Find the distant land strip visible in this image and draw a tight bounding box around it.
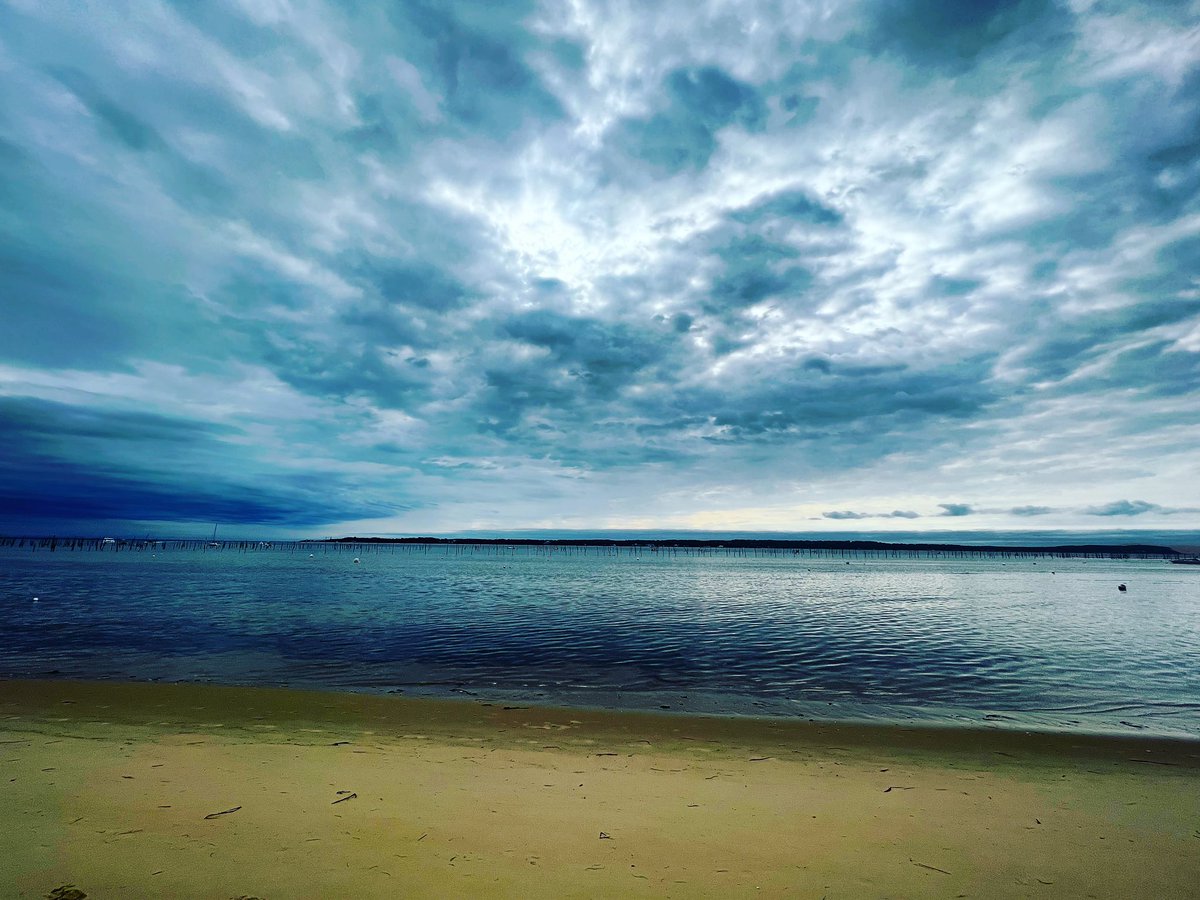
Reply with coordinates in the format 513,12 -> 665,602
1,536 -> 1191,559
325,536 -> 1187,557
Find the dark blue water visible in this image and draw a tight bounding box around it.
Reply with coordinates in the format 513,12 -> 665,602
2,545 -> 1198,737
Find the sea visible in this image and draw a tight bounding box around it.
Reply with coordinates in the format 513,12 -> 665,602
2,538 -> 1198,739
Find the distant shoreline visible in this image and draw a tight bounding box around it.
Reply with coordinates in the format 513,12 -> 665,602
2,534 -> 1191,557
324,535 -> 1188,557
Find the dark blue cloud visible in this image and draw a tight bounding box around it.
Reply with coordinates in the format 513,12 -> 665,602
928,275 -> 982,297
361,261 -> 471,313
665,67 -> 767,131
1012,299 -> 1200,390
0,244 -> 141,368
869,0 -> 1060,70
605,66 -> 766,175
692,358 -> 996,440
390,0 -> 567,135
260,343 -> 430,409
1084,500 -> 1161,517
670,313 -> 694,333
707,247 -> 811,312
0,397 -> 394,527
0,396 -> 233,445
48,66 -> 166,152
821,509 -> 923,520
1011,506 -> 1054,516
938,503 -> 974,517
496,311 -> 675,407
728,189 -> 843,227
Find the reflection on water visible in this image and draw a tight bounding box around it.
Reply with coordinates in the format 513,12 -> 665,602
1,546 -> 1198,737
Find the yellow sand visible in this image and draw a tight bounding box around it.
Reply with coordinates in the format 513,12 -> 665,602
2,680 -> 1198,899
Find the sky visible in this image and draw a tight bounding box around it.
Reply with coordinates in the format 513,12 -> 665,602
1,0 -> 1198,538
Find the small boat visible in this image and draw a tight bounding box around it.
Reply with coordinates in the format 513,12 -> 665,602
1169,557 -> 1200,565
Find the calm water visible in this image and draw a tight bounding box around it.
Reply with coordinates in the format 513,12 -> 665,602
1,545 -> 1198,738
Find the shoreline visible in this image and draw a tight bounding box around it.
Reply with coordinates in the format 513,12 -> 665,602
4,675 -> 1200,752
4,678 -> 1200,898
6,673 -> 1200,744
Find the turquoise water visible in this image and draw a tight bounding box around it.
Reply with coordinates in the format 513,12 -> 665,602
1,545 -> 1198,738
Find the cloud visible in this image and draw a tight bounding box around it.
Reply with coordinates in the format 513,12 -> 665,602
728,189 -> 843,227
822,509 -> 921,520
48,66 -> 168,153
938,504 -> 974,517
0,0 -> 1197,534
0,396 -> 394,527
1084,499 -> 1162,517
1080,500 -> 1200,518
604,65 -> 766,176
869,0 -> 1061,71
1010,505 -> 1055,517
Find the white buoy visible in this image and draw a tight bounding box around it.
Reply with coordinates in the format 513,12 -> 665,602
33,596 -> 38,602
309,553 -> 315,558
353,558 -> 361,564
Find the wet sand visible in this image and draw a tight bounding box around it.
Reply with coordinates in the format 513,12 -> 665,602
2,679 -> 1198,898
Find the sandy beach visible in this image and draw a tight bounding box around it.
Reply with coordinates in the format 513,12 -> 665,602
2,680 -> 1198,899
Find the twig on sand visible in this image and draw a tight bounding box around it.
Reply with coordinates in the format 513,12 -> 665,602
910,858 -> 952,875
883,786 -> 915,793
332,792 -> 357,804
204,806 -> 241,820
749,756 -> 773,762
1126,758 -> 1178,767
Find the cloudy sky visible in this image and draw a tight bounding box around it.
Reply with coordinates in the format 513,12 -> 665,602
1,0 -> 1198,537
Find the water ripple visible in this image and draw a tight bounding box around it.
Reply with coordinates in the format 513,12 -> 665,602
1,548 -> 1198,737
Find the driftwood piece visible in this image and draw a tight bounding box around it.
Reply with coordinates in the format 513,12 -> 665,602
910,858 -> 951,875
